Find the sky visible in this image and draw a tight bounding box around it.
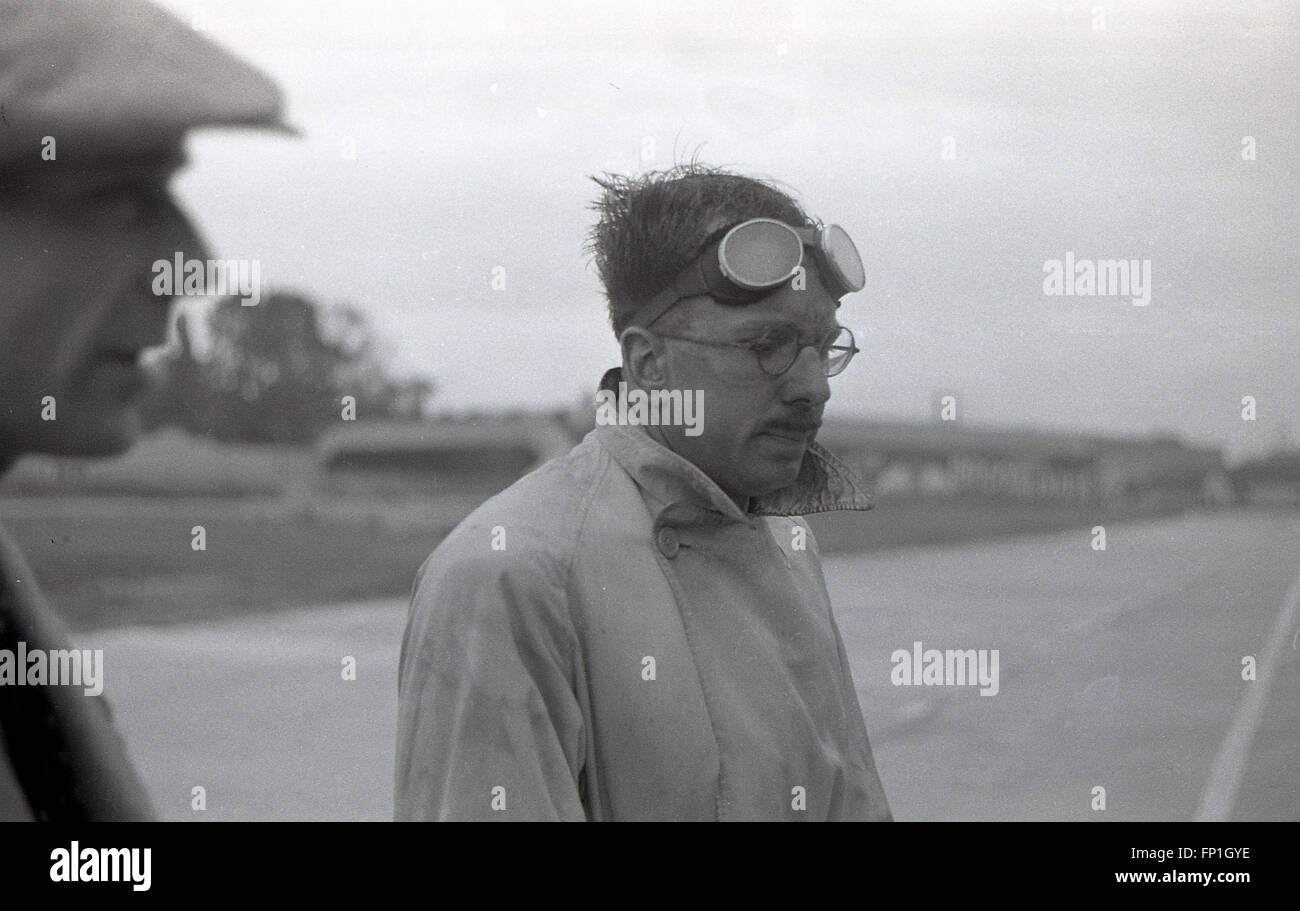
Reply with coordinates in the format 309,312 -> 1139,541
154,0 -> 1297,461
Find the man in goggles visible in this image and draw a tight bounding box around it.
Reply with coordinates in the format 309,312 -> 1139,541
397,165 -> 892,821
606,209 -> 867,507
624,216 -> 864,381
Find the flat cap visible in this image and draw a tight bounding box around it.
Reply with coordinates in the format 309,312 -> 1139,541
0,0 -> 292,168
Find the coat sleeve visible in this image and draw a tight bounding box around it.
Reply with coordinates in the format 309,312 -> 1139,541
803,518 -> 894,822
393,538 -> 587,821
0,525 -> 156,821
828,612 -> 894,821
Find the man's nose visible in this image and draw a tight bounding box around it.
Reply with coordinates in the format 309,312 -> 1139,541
779,344 -> 831,408
110,195 -> 212,349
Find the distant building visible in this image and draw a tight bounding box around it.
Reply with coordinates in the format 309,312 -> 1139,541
1229,453 -> 1300,507
315,414 -> 573,508
815,418 -> 1233,508
312,410 -> 1237,514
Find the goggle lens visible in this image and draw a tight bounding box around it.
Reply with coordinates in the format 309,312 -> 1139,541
632,217 -> 864,331
718,219 -> 804,290
822,224 -> 865,294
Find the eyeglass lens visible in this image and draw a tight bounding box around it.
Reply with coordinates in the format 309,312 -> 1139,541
759,326 -> 857,376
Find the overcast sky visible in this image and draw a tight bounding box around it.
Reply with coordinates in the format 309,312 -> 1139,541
154,0 -> 1297,461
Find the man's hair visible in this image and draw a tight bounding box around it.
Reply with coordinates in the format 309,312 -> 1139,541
585,163 -> 810,336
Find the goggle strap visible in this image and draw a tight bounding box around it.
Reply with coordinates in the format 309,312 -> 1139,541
632,244 -> 752,329
632,289 -> 686,330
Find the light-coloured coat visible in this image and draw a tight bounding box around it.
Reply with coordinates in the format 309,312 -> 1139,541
395,420 -> 892,821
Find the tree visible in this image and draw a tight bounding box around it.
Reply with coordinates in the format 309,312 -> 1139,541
140,292 -> 435,443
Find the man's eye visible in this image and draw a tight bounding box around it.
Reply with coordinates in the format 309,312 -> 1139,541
82,183 -> 168,224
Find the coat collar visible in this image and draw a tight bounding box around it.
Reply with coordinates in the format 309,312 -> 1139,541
591,368 -> 872,524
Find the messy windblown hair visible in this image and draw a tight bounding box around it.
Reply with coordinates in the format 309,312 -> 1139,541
585,162 -> 810,336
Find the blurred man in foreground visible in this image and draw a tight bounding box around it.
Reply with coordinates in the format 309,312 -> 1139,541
0,0 -> 290,820
396,164 -> 892,820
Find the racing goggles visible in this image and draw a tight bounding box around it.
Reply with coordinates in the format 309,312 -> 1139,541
634,217 -> 866,329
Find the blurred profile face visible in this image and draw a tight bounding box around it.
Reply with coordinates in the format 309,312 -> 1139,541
0,151 -> 207,463
625,258 -> 842,509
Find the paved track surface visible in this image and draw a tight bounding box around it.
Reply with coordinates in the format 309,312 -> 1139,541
84,509 -> 1298,820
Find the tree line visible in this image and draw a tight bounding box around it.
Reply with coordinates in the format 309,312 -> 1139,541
138,292 -> 434,444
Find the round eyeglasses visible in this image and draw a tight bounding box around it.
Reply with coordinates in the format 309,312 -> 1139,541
652,325 -> 860,378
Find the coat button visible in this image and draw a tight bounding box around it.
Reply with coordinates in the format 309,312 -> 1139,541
656,526 -> 680,558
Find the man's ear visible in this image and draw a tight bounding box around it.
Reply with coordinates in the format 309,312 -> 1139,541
619,326 -> 669,390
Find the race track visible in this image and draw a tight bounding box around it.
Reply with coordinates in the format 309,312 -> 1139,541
84,509 -> 1299,820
